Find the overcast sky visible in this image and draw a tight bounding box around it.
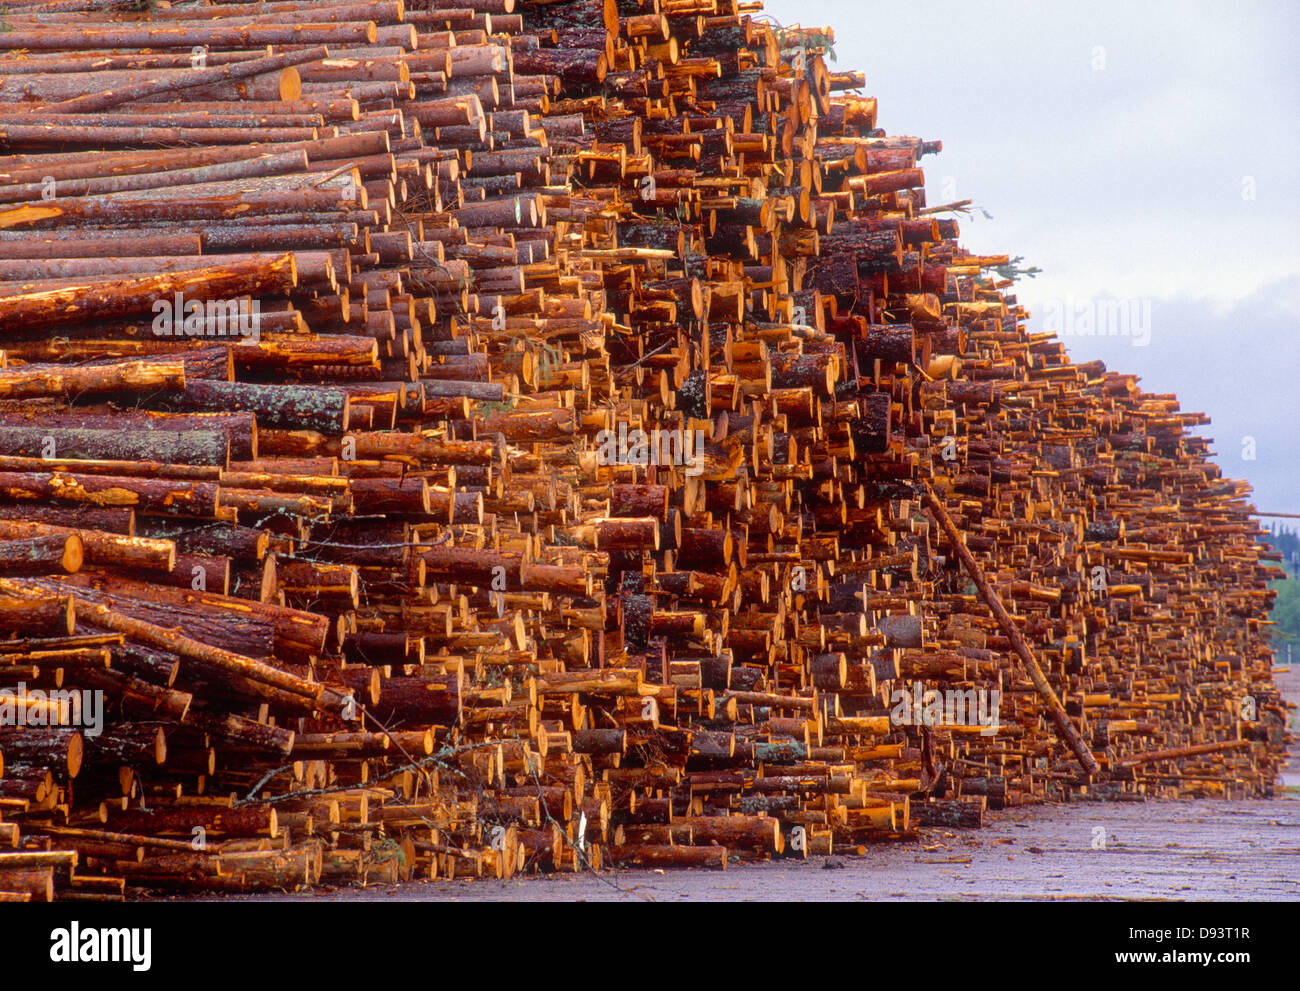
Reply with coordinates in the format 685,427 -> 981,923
762,0 -> 1300,520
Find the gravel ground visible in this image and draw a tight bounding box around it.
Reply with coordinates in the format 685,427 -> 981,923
197,668 -> 1300,902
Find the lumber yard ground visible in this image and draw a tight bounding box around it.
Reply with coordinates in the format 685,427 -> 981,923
201,666 -> 1300,903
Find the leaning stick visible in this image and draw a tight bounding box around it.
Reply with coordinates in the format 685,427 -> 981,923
921,478 -> 1100,776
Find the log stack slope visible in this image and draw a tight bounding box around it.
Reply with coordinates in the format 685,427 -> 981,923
0,0 -> 1288,898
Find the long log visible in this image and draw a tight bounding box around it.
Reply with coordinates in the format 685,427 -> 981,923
921,478 -> 1100,776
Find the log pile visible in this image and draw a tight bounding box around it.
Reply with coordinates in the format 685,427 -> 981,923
0,0 -> 1288,899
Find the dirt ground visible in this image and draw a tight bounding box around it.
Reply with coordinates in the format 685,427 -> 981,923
206,668 -> 1300,902
225,795 -> 1299,903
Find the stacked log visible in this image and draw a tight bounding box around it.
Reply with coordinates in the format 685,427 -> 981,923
0,0 -> 1288,899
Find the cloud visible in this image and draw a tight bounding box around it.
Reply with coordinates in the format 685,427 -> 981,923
761,0 -> 1300,513
1025,276 -> 1300,514
764,0 -> 1300,304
